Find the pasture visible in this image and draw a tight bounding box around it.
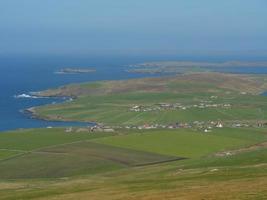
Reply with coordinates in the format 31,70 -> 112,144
93,128 -> 266,157
32,73 -> 267,126
0,127 -> 266,180
34,91 -> 267,126
0,144 -> 266,200
1,73 -> 267,199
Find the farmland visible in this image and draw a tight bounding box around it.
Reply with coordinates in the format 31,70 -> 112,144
0,126 -> 266,199
1,72 -> 267,199
0,126 -> 266,179
93,129 -> 259,158
33,73 -> 267,128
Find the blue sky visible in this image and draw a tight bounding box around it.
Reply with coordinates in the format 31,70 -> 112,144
0,0 -> 267,55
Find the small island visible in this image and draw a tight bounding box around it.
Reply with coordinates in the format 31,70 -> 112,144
55,68 -> 96,74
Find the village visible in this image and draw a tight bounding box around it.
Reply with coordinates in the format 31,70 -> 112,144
64,125 -> 116,133
129,101 -> 231,112
62,119 -> 267,134
122,120 -> 266,132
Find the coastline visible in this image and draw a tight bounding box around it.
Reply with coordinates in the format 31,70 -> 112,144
23,106 -> 97,128
25,72 -> 267,131
13,71 -> 267,132
21,92 -> 97,128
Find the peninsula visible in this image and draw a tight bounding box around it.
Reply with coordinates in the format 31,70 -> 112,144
33,72 -> 267,126
127,61 -> 267,74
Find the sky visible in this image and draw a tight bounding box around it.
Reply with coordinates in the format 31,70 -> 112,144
0,0 -> 267,55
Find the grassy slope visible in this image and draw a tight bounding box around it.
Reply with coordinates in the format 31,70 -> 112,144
35,91 -> 267,125
0,128 -> 181,179
34,73 -> 267,126
38,73 -> 267,97
0,148 -> 266,200
0,150 -> 19,160
0,128 -> 112,150
1,73 -> 267,199
0,128 -> 127,178
0,127 -> 265,180
0,127 -> 265,199
93,128 -> 266,158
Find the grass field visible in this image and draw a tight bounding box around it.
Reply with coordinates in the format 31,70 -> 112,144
93,128 -> 262,158
33,73 -> 267,126
0,128 -> 183,179
0,127 -> 265,180
1,73 -> 267,199
34,91 -> 267,125
0,147 -> 266,200
0,150 -> 19,160
0,128 -> 112,150
0,124 -> 266,199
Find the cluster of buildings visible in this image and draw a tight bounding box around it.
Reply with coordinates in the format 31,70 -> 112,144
65,125 -> 115,133
123,121 -> 224,132
230,121 -> 267,128
129,102 -> 231,112
122,120 -> 267,132
62,120 -> 267,134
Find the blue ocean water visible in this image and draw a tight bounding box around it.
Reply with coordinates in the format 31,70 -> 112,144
0,54 -> 267,131
0,54 -> 164,131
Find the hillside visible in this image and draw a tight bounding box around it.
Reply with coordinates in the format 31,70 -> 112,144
38,73 -> 267,97
32,73 -> 267,127
0,127 -> 266,199
1,72 -> 267,199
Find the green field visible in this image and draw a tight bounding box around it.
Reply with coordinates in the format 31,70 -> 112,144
0,127 -> 266,180
34,73 -> 267,126
0,150 -> 20,160
1,73 -> 267,199
0,128 -> 183,179
0,127 -> 266,200
34,91 -> 267,125
93,128 -> 261,158
0,128 -> 112,150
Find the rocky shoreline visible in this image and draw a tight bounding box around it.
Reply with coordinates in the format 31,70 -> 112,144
23,106 -> 98,127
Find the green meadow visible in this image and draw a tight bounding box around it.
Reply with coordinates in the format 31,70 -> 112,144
0,127 -> 266,199
34,73 -> 267,126
1,73 -> 267,199
0,127 -> 266,180
34,91 -> 267,125
93,129 -> 258,158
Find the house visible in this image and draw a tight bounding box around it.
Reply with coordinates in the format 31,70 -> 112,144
143,124 -> 154,129
210,96 -> 218,99
65,127 -> 73,133
103,128 -> 115,132
204,129 -> 211,133
232,123 -> 241,128
158,103 -> 172,108
216,123 -> 223,128
76,128 -> 89,133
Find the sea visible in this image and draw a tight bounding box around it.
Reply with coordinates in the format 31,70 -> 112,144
1,53 -> 267,132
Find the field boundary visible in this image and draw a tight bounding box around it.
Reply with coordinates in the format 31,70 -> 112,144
134,157 -> 187,167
